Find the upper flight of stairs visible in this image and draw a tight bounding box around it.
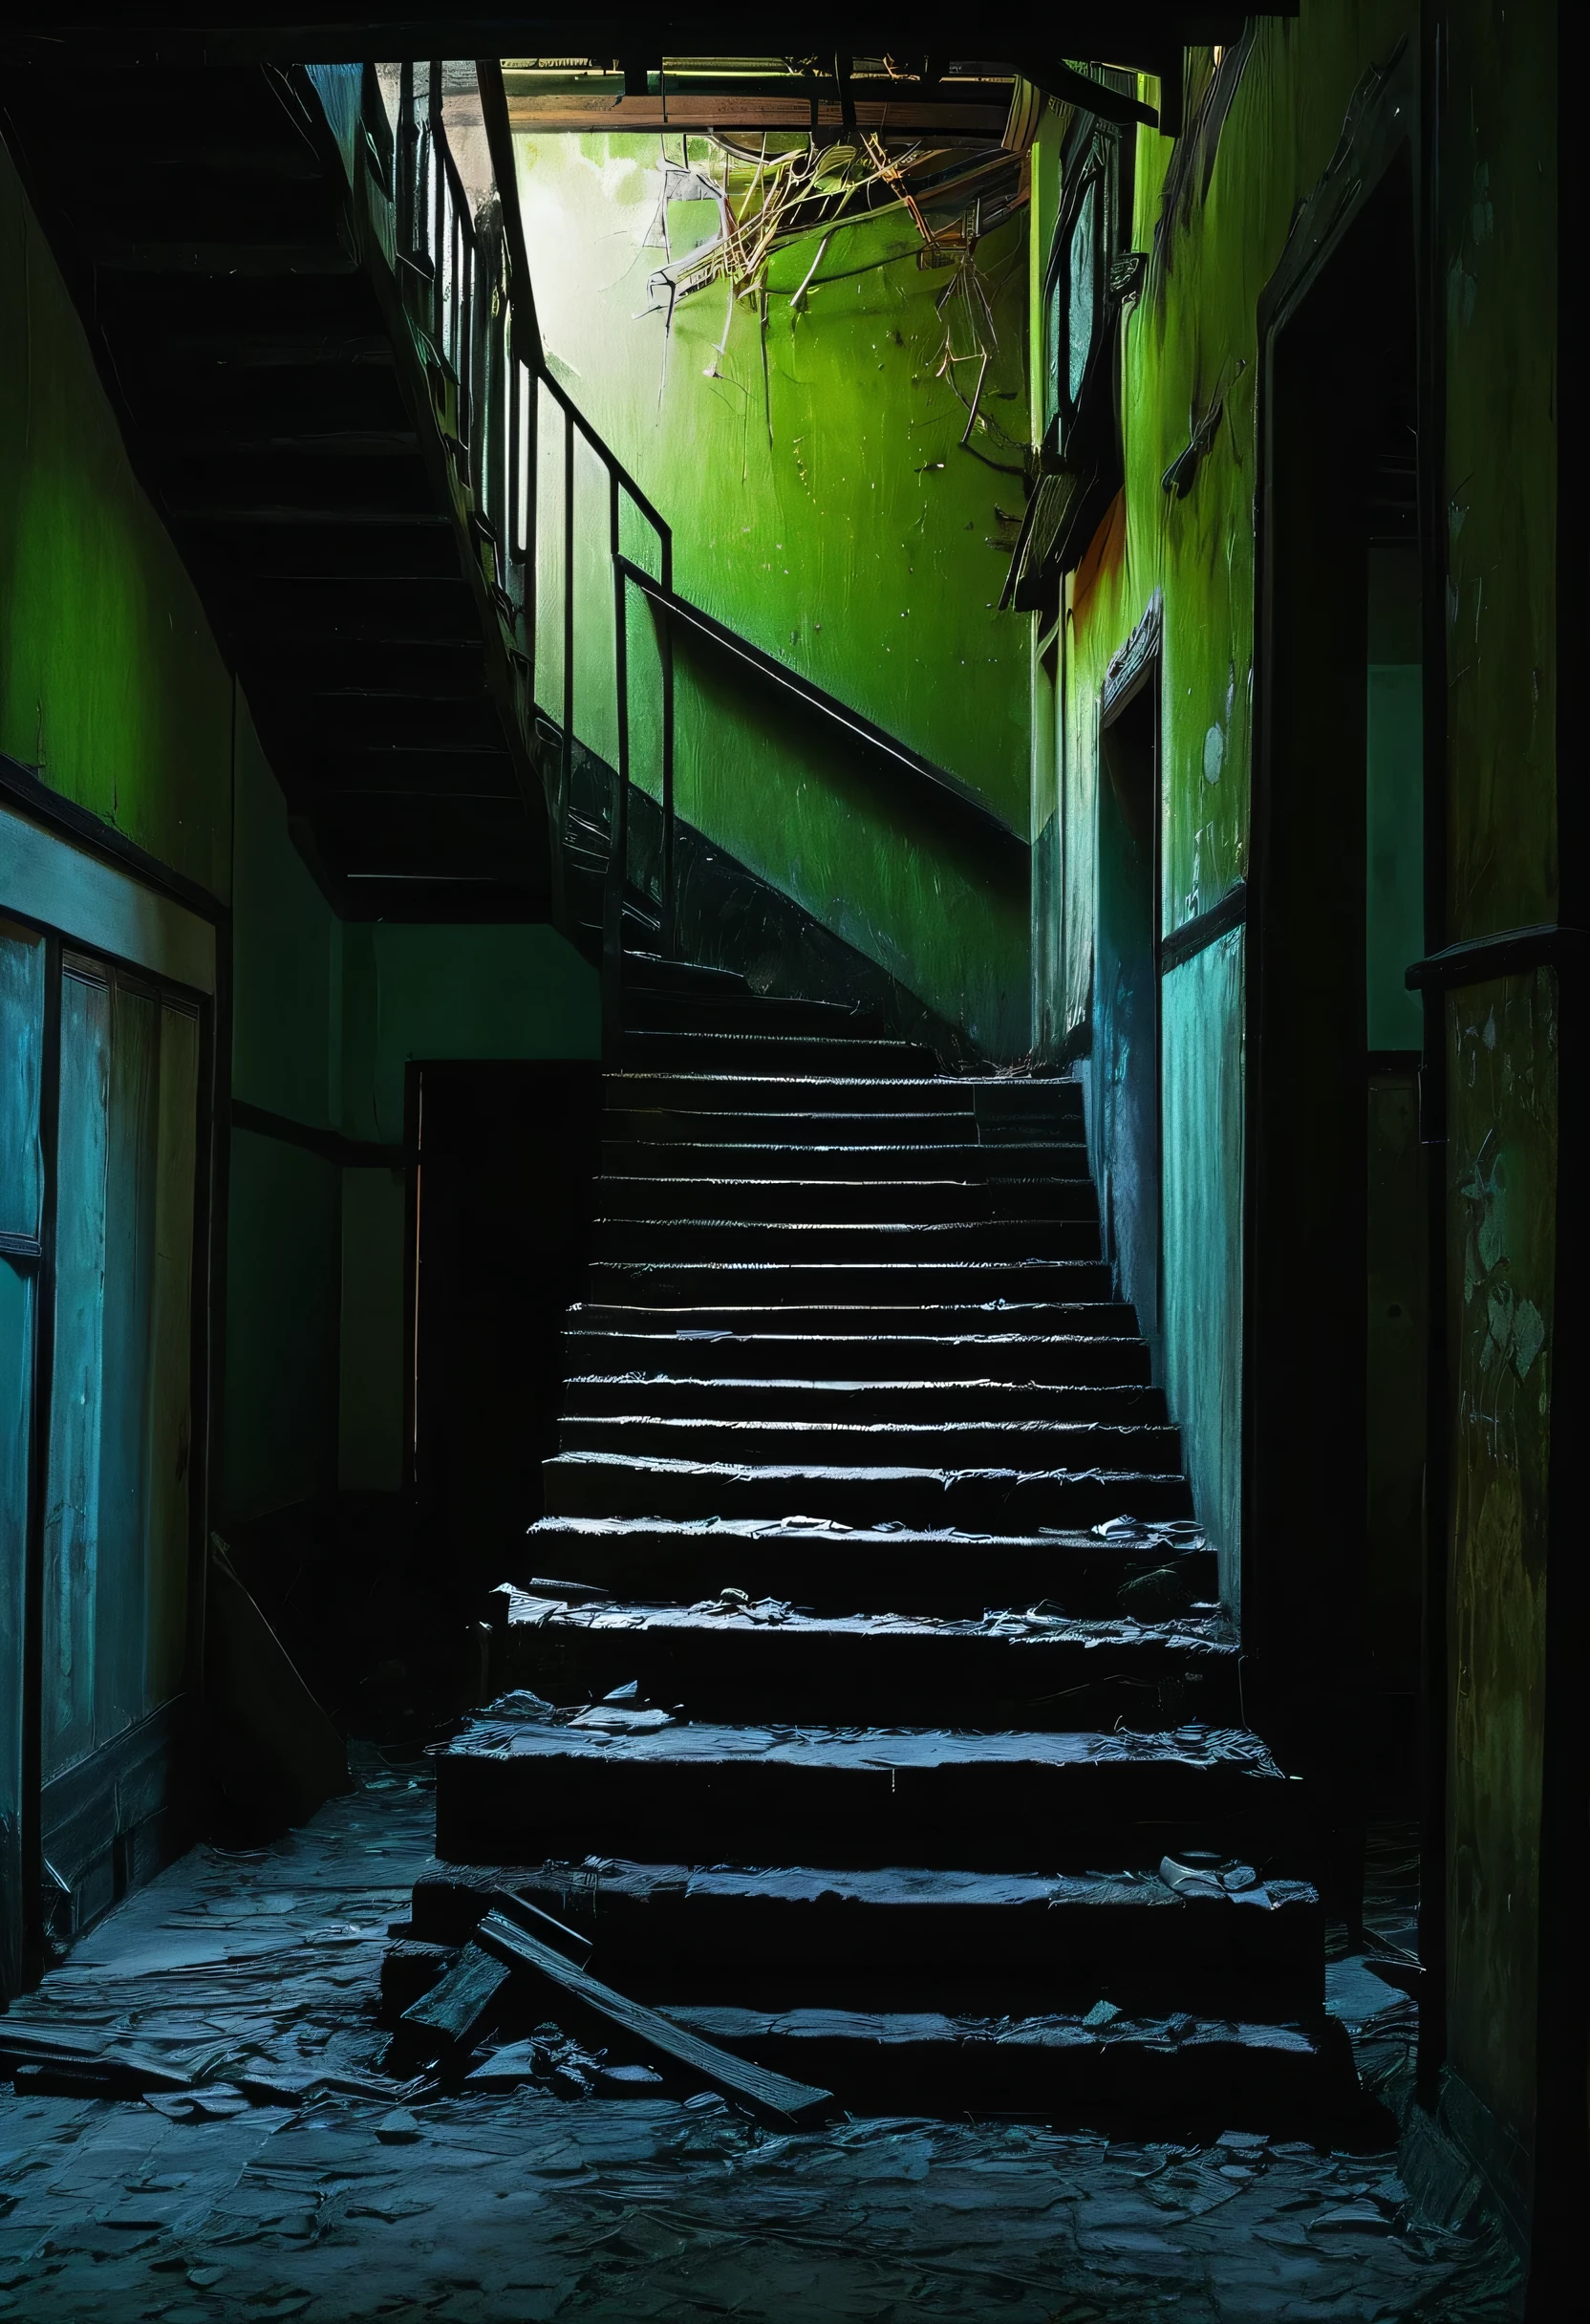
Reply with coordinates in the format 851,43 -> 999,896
419,956 -> 1351,2129
3,60 -> 542,918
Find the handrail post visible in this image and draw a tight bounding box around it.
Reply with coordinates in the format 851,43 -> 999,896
429,61 -> 443,351
659,527 -> 676,959
398,60 -> 416,250
604,470 -> 629,1055
561,405 -> 574,879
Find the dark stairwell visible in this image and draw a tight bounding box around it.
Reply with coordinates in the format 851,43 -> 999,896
11,41 -> 1538,2311
1,42 -> 1354,2137
413,961 -> 1351,2128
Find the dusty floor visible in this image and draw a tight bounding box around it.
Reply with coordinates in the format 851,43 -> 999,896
0,1754 -> 1520,2323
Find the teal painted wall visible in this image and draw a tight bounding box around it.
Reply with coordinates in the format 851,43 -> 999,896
335,921 -> 597,1491
1160,926 -> 1246,1608
231,713 -> 341,1132
516,131 -> 1033,1052
226,803 -> 602,1506
225,715 -> 345,1521
224,1130 -> 343,1521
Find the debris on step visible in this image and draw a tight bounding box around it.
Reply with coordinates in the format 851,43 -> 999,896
1092,1516 -> 1207,1551
653,2003 -> 1347,2127
1160,1853 -> 1273,1908
569,1704 -> 674,1732
485,1889 -> 592,1965
473,1909 -> 834,2124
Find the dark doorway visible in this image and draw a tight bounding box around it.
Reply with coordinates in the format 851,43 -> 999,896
406,1061 -> 603,1616
1096,664 -> 1162,1371
1250,147 -> 1425,1777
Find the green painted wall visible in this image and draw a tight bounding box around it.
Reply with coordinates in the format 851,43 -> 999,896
0,124 -> 603,1549
515,131 -> 1033,1052
340,921 -> 597,1146
0,143 -> 231,899
1034,0 -> 1561,2214
1041,4 -> 1419,1605
1436,0 -> 1558,2207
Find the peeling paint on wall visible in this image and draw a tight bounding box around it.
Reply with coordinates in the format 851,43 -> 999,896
1445,968 -> 1556,2182
516,131 -> 1034,1053
1037,6 -> 1423,1582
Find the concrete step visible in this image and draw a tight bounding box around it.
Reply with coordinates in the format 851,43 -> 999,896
434,1717 -> 1302,1874
618,1033 -> 942,1077
592,1174 -> 1098,1223
621,990 -> 889,1039
410,1856 -> 1322,2017
590,1217 -> 1102,1263
562,1375 -> 1167,1423
484,1595 -> 1235,1730
518,1517 -> 1214,1617
565,1313 -> 1148,1360
603,1109 -> 1088,1149
605,1074 -> 1084,1119
585,1260 -> 1115,1306
556,1413 -> 1183,1472
572,903 -> 658,947
620,953 -> 750,999
655,2005 -> 1348,2131
603,1139 -> 1091,1180
541,1451 -> 1193,1530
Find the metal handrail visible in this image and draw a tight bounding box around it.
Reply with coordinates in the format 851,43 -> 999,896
614,559 -> 1029,863
343,57 -> 1030,1048
355,55 -> 677,1043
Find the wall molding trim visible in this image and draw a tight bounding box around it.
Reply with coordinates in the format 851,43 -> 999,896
230,1099 -> 403,1170
1405,923 -> 1587,991
0,752 -> 226,927
1160,878 -> 1247,975
1,780 -> 218,995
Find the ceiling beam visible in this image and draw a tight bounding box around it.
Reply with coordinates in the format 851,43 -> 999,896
2,12 -> 1291,70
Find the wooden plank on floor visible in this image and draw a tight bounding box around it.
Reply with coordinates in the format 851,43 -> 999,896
474,1911 -> 833,2125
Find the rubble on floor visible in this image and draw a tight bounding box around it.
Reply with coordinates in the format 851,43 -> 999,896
0,1763 -> 1522,2321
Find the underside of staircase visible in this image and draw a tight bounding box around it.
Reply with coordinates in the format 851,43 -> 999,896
405,958 -> 1355,2132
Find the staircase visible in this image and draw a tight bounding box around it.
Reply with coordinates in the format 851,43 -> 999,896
411,960 -> 1351,2129
4,58 -> 545,919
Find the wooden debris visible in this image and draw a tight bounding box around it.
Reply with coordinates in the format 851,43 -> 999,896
395,1940 -> 510,2065
473,1909 -> 833,2125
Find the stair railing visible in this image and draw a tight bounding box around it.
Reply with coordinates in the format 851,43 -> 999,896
324,57 -> 1026,1048
347,56 -> 678,1044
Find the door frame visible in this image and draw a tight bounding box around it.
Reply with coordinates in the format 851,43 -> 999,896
1097,608 -> 1164,1371
1246,46 -> 1429,1886
0,779 -> 224,1986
